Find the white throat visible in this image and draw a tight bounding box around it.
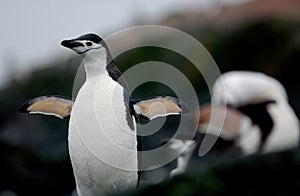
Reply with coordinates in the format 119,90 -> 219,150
82,48 -> 108,79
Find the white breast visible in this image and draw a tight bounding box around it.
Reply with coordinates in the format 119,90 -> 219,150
68,71 -> 138,195
263,101 -> 299,153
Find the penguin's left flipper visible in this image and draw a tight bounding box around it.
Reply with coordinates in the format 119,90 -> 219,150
131,96 -> 189,120
18,96 -> 73,119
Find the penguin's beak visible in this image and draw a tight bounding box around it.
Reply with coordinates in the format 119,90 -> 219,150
61,39 -> 84,49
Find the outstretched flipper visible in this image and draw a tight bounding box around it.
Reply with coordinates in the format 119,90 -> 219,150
19,95 -> 187,121
18,96 -> 73,119
131,96 -> 188,120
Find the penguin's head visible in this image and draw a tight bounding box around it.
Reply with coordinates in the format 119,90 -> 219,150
61,33 -> 106,55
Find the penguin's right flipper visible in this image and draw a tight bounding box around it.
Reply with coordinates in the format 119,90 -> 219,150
18,96 -> 73,119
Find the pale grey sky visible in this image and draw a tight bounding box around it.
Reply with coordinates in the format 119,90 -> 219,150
0,0 -> 251,87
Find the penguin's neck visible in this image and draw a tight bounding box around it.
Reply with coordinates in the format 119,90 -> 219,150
82,49 -> 108,80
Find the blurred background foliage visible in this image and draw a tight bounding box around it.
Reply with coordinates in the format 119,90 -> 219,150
1,0 -> 300,195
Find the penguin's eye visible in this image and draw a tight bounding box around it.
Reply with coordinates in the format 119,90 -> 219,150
86,42 -> 92,46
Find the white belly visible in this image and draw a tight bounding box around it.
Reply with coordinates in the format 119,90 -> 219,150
263,102 -> 299,153
68,75 -> 138,195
